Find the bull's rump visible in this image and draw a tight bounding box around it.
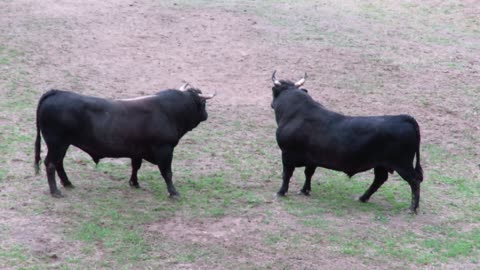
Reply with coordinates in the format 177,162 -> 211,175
278,114 -> 418,172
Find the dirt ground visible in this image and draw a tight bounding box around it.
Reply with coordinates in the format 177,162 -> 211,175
4,0 -> 478,147
1,0 -> 479,269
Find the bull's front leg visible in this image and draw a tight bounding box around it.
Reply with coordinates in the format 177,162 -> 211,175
129,158 -> 142,188
300,166 -> 316,196
153,145 -> 179,198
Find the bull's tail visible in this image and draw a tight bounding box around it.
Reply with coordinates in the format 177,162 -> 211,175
34,89 -> 58,174
411,117 -> 423,182
34,117 -> 41,174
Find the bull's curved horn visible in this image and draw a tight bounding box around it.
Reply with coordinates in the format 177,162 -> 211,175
199,90 -> 217,100
179,82 -> 190,91
272,70 -> 281,86
294,72 -> 307,87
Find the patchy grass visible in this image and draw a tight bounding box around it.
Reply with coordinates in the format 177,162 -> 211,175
0,245 -> 29,268
144,172 -> 263,217
273,143 -> 480,266
1,0 -> 479,269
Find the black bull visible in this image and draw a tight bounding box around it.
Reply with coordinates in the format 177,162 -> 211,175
271,72 -> 423,213
34,85 -> 215,198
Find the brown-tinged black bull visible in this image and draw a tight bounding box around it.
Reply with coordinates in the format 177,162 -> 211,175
270,71 -> 423,213
34,83 -> 215,198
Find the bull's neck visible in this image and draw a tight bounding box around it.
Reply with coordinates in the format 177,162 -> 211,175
173,111 -> 201,137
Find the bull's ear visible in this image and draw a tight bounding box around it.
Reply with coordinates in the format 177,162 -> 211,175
300,88 -> 309,93
272,87 -> 281,98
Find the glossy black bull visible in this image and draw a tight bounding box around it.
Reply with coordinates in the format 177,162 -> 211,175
270,71 -> 423,213
34,83 -> 215,198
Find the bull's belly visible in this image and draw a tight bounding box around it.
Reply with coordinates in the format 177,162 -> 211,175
292,150 -> 379,176
73,142 -> 146,160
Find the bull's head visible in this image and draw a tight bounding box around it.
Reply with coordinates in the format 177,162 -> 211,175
271,71 -> 308,108
272,70 -> 307,88
178,82 -> 216,122
179,82 -> 217,100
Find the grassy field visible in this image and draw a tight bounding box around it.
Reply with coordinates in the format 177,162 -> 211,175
0,0 -> 479,269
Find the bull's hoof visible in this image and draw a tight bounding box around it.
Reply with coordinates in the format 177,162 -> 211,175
408,207 -> 418,215
358,196 -> 369,203
169,193 -> 180,200
299,189 -> 310,196
276,191 -> 287,197
51,191 -> 64,198
63,182 -> 75,189
129,180 -> 140,188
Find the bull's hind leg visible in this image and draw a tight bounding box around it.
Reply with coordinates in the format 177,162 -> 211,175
300,166 -> 316,196
277,165 -> 294,196
44,156 -> 61,197
44,143 -> 69,197
277,154 -> 294,196
396,167 -> 421,214
359,167 -> 388,203
129,158 -> 142,188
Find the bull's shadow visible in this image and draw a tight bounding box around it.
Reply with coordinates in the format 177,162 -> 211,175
282,169 -> 414,216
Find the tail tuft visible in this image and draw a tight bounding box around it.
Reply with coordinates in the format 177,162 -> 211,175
412,117 -> 423,182
34,107 -> 42,175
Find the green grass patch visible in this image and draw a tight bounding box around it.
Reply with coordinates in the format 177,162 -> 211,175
144,172 -> 262,217
0,168 -> 6,182
301,217 -> 328,229
325,226 -> 480,265
421,227 -> 480,259
264,232 -> 282,246
0,46 -> 21,65
0,245 -> 28,266
424,144 -> 451,166
280,152 -> 480,265
0,125 -> 32,154
284,169 -> 410,217
95,161 -> 131,181
359,3 -> 388,21
175,246 -> 210,263
71,198 -> 154,264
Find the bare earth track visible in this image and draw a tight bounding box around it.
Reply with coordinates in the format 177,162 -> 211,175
0,0 -> 479,269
